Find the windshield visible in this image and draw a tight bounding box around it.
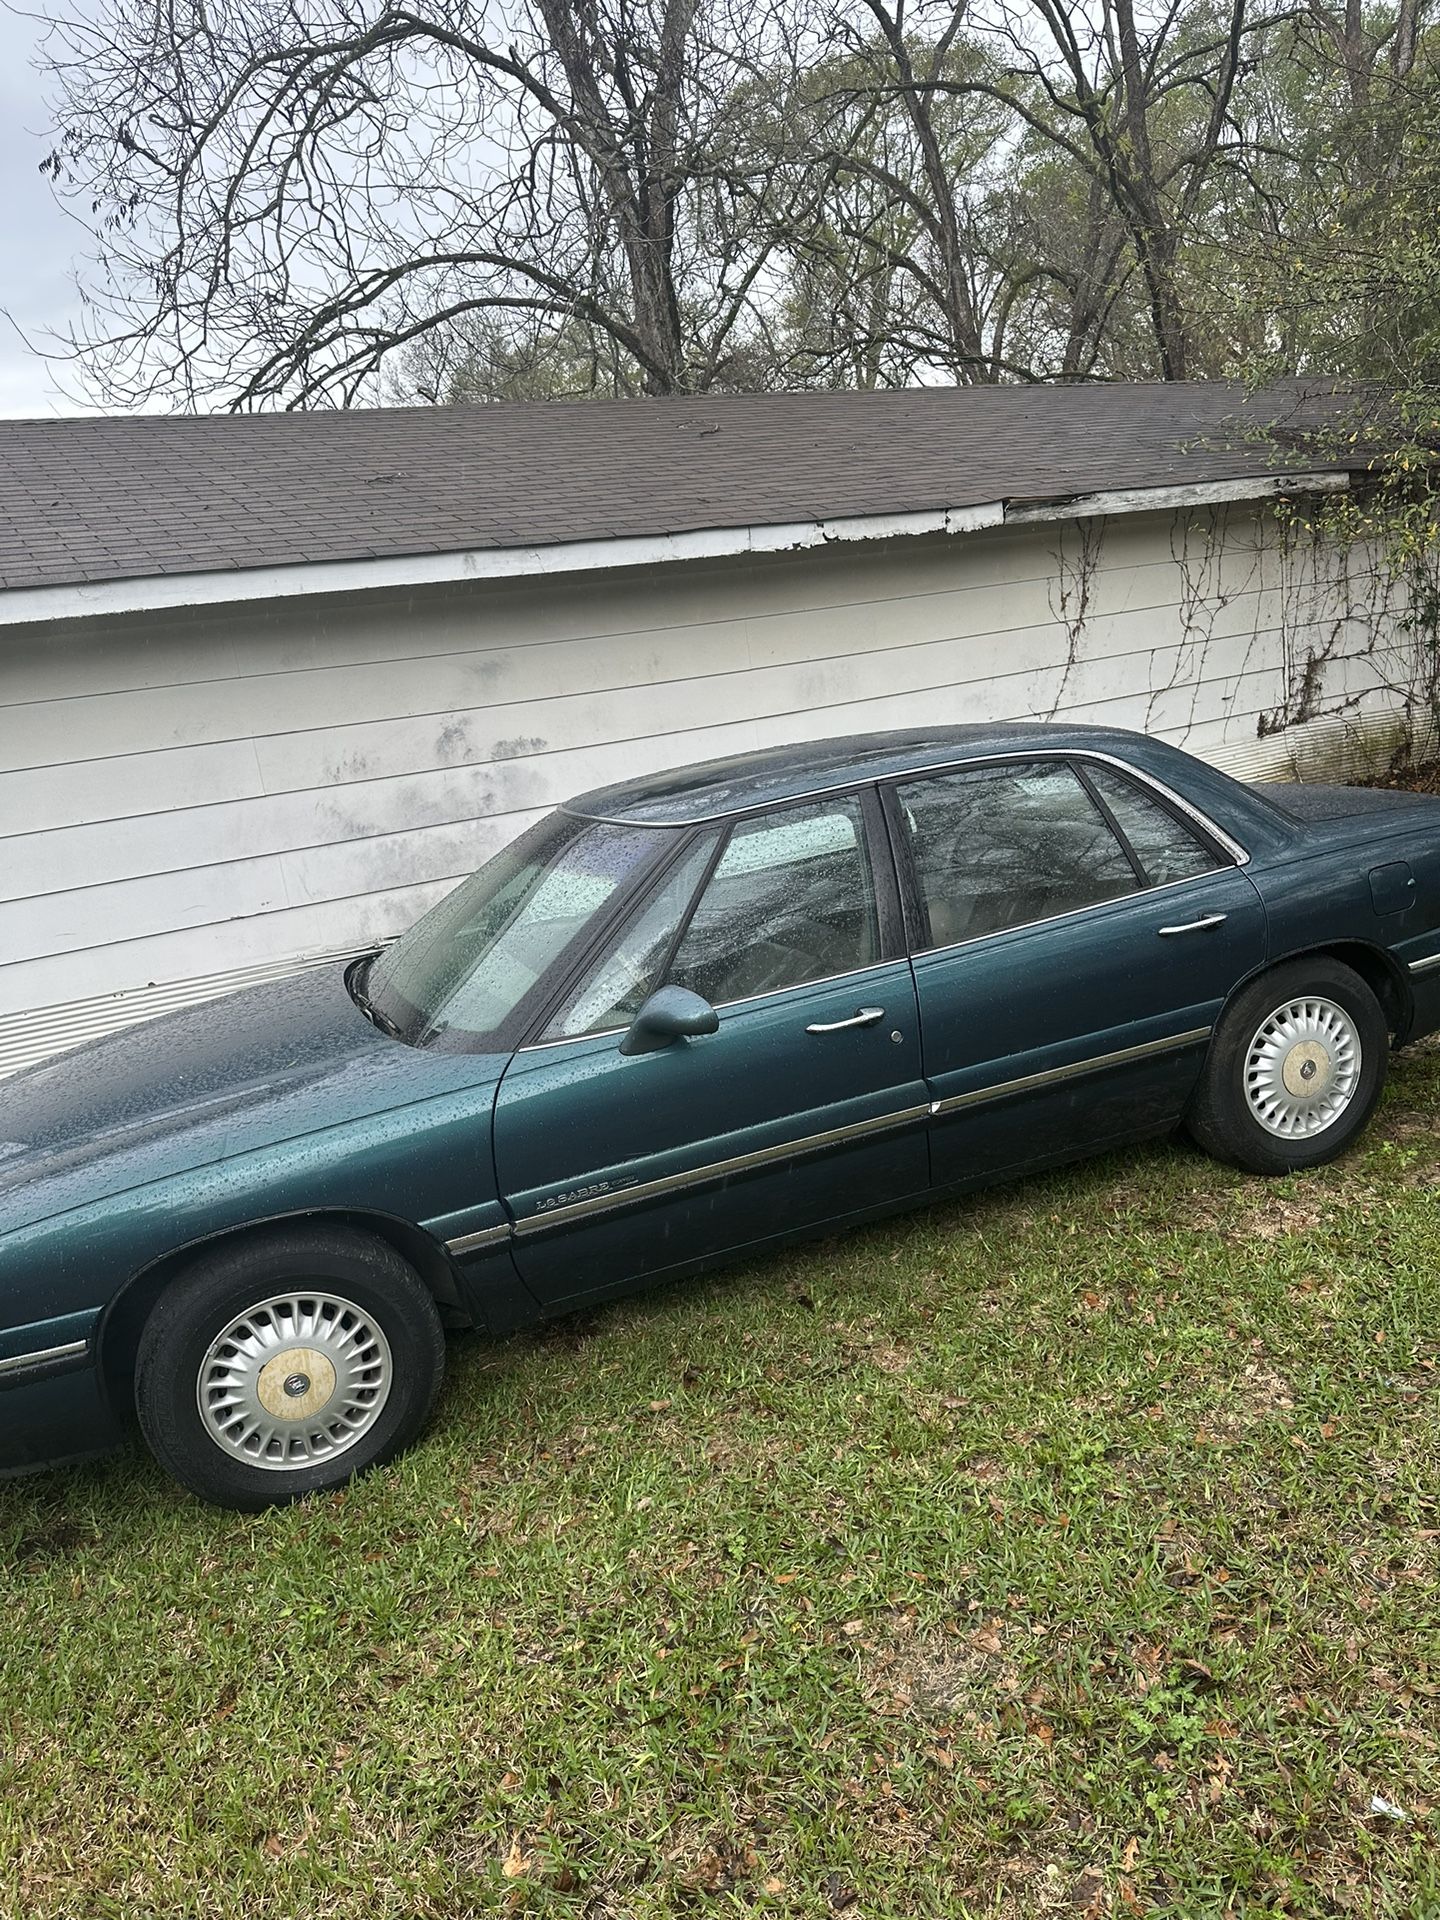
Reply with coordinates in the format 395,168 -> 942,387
357,811 -> 671,1046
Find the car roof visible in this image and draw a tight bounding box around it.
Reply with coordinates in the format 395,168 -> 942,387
564,723 -> 1176,825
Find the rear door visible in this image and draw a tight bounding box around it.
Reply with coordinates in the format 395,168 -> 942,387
492,792 -> 929,1307
886,754 -> 1267,1187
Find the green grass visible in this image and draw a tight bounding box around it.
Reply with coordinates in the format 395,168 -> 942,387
3,1056 -> 1438,1920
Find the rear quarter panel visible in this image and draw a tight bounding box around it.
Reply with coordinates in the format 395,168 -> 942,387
1248,811 -> 1440,1037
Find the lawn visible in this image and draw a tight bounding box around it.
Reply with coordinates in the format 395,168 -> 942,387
1,1053 -> 1436,1919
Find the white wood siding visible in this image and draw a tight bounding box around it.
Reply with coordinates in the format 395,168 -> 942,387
0,504 -> 1412,1070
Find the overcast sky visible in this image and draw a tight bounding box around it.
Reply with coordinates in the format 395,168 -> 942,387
1,5 -> 87,417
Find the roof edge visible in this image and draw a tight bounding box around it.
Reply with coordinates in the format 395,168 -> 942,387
0,471 -> 1347,629
1005,471 -> 1347,523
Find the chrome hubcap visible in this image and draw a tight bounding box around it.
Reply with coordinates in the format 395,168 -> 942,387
196,1292 -> 393,1471
1243,996 -> 1361,1138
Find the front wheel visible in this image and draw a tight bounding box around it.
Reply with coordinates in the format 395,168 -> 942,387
135,1225 -> 445,1510
1185,958 -> 1389,1174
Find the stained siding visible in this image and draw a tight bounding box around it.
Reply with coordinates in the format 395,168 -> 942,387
0,504 -> 1412,1067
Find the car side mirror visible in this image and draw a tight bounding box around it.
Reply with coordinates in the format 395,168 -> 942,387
619,985 -> 720,1057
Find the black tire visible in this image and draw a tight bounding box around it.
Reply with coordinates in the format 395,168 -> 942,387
134,1224 -> 445,1510
1185,956 -> 1389,1174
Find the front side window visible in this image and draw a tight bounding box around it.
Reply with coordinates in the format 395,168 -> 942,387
1081,762 -> 1223,886
360,811 -> 671,1044
897,761 -> 1137,947
545,832 -> 721,1039
667,797 -> 879,1005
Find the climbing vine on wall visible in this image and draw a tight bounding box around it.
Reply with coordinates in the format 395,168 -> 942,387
1158,504 -> 1259,740
1263,496 -> 1440,771
1036,493 -> 1434,776
1043,515 -> 1106,722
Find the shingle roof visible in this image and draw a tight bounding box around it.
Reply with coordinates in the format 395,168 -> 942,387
0,380 -> 1363,595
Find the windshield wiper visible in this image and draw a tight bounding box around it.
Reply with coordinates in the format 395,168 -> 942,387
348,955 -> 407,1041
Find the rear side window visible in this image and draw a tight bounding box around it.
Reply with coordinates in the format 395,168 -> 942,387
1081,762 -> 1223,887
667,797 -> 879,1003
897,760 -> 1137,947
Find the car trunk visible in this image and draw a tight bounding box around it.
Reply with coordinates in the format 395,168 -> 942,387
1262,781 -> 1440,826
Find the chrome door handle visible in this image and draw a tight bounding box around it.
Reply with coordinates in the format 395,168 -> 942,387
806,1006 -> 885,1034
1158,912 -> 1228,936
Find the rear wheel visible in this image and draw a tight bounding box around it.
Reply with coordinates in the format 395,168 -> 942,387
1186,957 -> 1389,1174
135,1225 -> 445,1510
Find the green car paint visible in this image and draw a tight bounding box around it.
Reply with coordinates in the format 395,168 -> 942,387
5,720 -> 1440,1478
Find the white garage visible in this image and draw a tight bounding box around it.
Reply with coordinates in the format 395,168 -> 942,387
0,384 -> 1412,1075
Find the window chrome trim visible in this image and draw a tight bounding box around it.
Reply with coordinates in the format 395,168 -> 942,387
931,1026 -> 1213,1117
1071,751 -> 1250,866
702,956 -> 898,1019
509,1101 -> 933,1237
567,749 -> 1252,868
1408,951 -> 1440,976
515,1019 -> 636,1052
0,1337 -> 89,1378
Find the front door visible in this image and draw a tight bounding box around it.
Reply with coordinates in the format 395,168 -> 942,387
886,755 -> 1268,1187
493,794 -> 929,1307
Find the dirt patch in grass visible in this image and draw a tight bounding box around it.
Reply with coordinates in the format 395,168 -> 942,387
962,1840 -> 1113,1918
856,1607 -> 1022,1720
1184,1185 -> 1331,1243
8,1516 -> 97,1566
1205,1359 -> 1298,1435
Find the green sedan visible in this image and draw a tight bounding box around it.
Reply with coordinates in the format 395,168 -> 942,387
4,722 -> 1439,1508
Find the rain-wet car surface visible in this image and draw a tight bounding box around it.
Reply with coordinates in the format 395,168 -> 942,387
5,721 -> 1440,1507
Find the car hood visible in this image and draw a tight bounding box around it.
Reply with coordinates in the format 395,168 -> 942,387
0,965 -> 505,1235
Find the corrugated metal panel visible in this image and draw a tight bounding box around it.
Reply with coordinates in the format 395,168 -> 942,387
1208,701 -> 1431,785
